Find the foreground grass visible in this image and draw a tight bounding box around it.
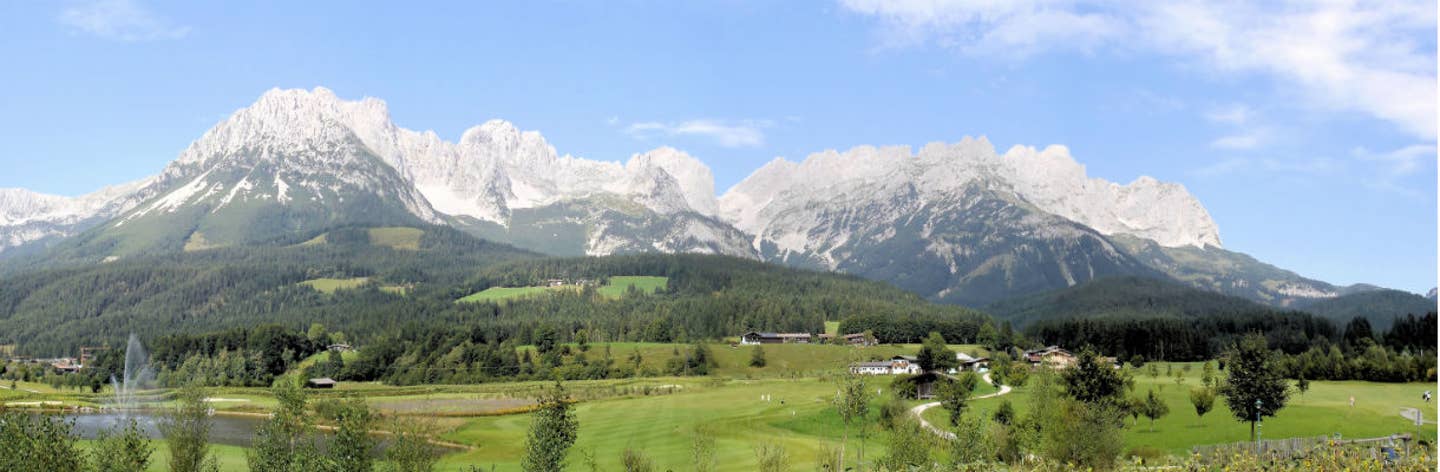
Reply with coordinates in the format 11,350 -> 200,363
438,377 -> 892,471
18,359 -> 1433,470
936,362 -> 1437,456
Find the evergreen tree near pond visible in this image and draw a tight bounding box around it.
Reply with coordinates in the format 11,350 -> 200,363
248,381 -> 327,472
0,413 -> 86,472
160,384 -> 220,472
92,418 -> 154,472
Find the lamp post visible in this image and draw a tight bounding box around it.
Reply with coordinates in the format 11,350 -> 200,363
1254,399 -> 1263,455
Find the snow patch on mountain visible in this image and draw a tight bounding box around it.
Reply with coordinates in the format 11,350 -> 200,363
720,137 -> 1222,251
200,88 -> 722,228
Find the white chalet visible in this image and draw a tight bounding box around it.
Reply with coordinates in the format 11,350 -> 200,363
849,355 -> 923,375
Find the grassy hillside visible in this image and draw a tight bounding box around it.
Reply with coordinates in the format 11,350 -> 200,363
457,276 -> 669,303
1296,289 -> 1436,330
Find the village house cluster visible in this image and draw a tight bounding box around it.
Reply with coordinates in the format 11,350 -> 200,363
738,331 -> 874,346
846,345 -> 1095,376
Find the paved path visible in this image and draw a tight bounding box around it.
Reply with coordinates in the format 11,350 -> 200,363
910,372 -> 1013,440
1400,407 -> 1434,425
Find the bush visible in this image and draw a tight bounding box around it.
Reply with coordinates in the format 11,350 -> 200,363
620,448 -> 655,472
877,395 -> 909,430
889,374 -> 918,399
93,418 -> 154,472
755,443 -> 790,472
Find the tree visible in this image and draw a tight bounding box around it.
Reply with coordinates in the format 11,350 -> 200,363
938,372 -> 979,427
159,384 -> 218,472
749,345 -> 767,368
248,380 -> 326,472
1062,349 -> 1128,406
1200,360 -> 1217,388
93,417 -> 154,472
0,413 -> 85,472
1342,317 -> 1375,349
1189,387 -> 1216,425
1005,363 -> 1030,389
522,381 -> 579,472
915,331 -> 957,373
1295,376 -> 1310,401
880,419 -> 931,471
575,329 -> 590,352
992,399 -> 1015,425
307,323 -> 327,343
1219,334 -> 1290,441
1128,354 -> 1146,369
833,370 -> 871,470
384,417 -> 440,472
950,413 -> 992,466
1140,390 -> 1170,431
326,396 -> 376,472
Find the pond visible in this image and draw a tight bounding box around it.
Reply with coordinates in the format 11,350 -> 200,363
39,412 -> 465,455
43,412 -> 267,448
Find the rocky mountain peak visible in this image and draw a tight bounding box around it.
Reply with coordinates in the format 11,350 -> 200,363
722,138 -> 1222,250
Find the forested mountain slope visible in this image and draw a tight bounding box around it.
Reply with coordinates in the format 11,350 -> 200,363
1294,288 -> 1437,330
983,276 -> 1274,327
0,229 -> 990,356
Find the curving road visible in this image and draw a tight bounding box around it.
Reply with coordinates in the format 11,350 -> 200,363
910,372 -> 1012,440
1400,407 -> 1434,425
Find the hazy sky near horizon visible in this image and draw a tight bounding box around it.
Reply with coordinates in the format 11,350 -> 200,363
1,0 -> 1435,293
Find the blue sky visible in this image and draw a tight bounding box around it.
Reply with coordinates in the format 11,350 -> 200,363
1,0 -> 1435,293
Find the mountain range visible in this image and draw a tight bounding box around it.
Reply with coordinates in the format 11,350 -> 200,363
0,87 -> 1415,307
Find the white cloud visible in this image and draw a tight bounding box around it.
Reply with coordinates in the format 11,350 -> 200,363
624,119 -> 769,148
839,0 -> 1125,56
1210,133 -> 1262,150
1205,104 -> 1251,125
59,0 -> 190,41
1352,144 -> 1437,176
838,0 -> 1438,139
1192,156 -> 1340,178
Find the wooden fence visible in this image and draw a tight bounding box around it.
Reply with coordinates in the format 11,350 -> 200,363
1191,433 -> 1412,460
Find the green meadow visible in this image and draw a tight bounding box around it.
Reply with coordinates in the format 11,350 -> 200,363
923,362 -> 1437,455
9,351 -> 1433,471
458,276 -> 671,303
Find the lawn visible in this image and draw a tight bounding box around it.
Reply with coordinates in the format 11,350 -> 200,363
16,356 -> 1434,470
457,276 -> 669,304
594,276 -> 668,298
940,362 -> 1437,455
437,377 -> 895,471
298,277 -> 371,294
458,286 -> 566,303
368,227 -> 423,250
